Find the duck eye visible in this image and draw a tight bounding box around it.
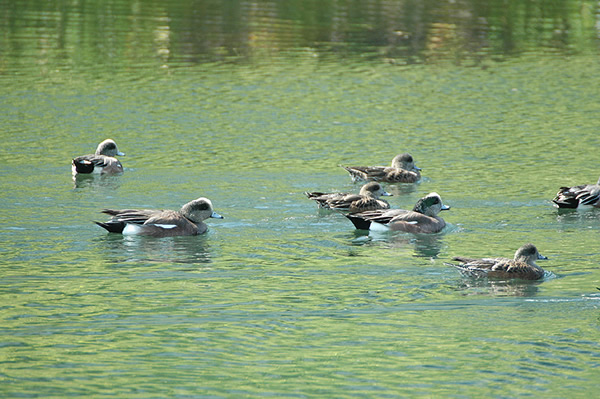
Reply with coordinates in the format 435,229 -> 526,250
198,203 -> 210,211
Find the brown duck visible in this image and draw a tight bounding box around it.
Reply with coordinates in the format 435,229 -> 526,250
446,244 -> 548,280
305,182 -> 392,212
340,153 -> 421,183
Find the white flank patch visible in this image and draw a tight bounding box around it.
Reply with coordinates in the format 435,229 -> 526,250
123,223 -> 176,235
369,222 -> 390,232
154,224 -> 177,229
122,224 -> 143,235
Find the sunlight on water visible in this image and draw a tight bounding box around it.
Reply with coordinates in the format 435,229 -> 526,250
1,0 -> 600,397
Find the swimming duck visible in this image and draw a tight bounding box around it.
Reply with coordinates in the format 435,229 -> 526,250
340,153 -> 421,183
305,182 -> 392,212
345,192 -> 450,233
552,177 -> 600,208
72,139 -> 125,175
95,197 -> 223,237
446,243 -> 548,280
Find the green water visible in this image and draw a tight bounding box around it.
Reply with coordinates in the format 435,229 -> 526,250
1,1 -> 600,397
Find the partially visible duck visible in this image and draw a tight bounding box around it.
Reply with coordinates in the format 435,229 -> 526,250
345,192 -> 450,233
72,139 -> 125,175
446,244 -> 548,280
305,182 -> 392,212
552,177 -> 600,208
95,197 -> 223,237
340,153 -> 421,183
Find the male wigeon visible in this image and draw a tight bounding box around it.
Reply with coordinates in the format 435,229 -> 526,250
72,139 -> 125,175
340,153 -> 421,183
345,192 -> 450,233
305,182 -> 392,212
445,243 -> 548,280
552,177 -> 600,208
95,197 -> 223,237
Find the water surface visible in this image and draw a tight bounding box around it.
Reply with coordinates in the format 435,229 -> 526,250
1,1 -> 600,397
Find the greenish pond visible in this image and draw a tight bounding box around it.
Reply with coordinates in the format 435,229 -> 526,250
1,1 -> 600,397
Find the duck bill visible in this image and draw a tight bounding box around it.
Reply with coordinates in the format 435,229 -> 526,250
211,211 -> 224,219
117,151 -> 125,156
441,205 -> 451,211
382,191 -> 393,196
538,254 -> 548,260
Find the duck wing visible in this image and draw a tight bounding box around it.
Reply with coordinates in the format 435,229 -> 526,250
341,165 -> 387,182
489,260 -> 544,280
72,155 -> 122,174
449,257 -> 543,280
347,197 -> 390,213
383,167 -> 420,183
383,211 -> 445,233
325,193 -> 362,210
95,208 -> 161,233
128,210 -> 200,236
447,257 -> 509,278
305,191 -> 347,208
345,209 -> 408,230
575,185 -> 600,206
552,184 -> 600,208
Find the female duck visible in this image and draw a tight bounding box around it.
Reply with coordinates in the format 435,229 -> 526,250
95,197 -> 223,237
345,192 -> 450,233
72,139 -> 125,175
446,243 -> 548,280
305,182 -> 392,212
340,153 -> 421,183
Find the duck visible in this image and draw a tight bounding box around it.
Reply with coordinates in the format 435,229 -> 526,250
345,192 -> 450,233
552,177 -> 600,208
340,153 -> 421,183
305,182 -> 392,212
95,197 -> 223,237
445,243 -> 548,280
72,139 -> 125,175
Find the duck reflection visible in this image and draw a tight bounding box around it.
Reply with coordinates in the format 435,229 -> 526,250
554,207 -> 600,224
454,278 -> 542,297
351,230 -> 444,258
386,183 -> 419,196
99,233 -> 212,266
72,173 -> 122,190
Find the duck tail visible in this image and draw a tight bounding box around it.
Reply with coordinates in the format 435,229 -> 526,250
72,158 -> 95,174
344,213 -> 371,230
444,262 -> 488,279
304,191 -> 325,200
552,187 -> 579,208
339,165 -> 366,182
94,220 -> 126,234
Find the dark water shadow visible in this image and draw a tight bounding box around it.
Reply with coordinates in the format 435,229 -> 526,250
350,229 -> 445,258
97,233 -> 213,267
72,174 -> 122,190
386,183 -> 419,197
554,207 -> 600,224
450,270 -> 559,297
453,278 -> 542,297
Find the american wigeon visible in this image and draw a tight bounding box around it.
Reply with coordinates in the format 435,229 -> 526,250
552,177 -> 600,208
445,243 -> 548,280
305,182 -> 392,212
345,192 -> 450,233
95,197 -> 223,237
340,153 -> 421,183
72,139 -> 125,175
